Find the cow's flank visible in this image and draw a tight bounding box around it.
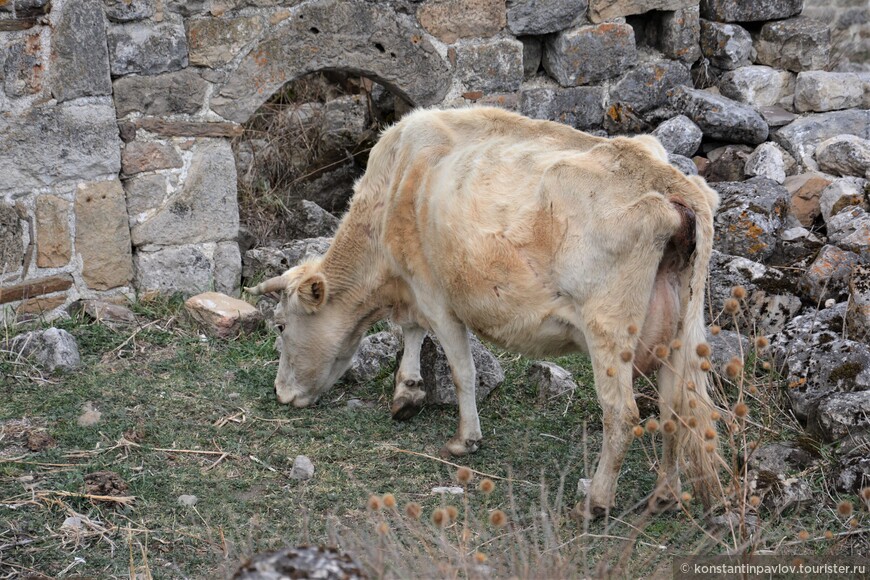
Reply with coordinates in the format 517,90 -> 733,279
247,107 -> 723,517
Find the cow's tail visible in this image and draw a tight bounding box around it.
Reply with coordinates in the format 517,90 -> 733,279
660,179 -> 722,510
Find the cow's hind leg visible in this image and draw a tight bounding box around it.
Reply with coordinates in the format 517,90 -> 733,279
391,323 -> 427,421
578,321 -> 640,519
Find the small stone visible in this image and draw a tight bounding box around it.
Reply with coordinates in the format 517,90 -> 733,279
744,143 -> 786,184
519,82 -> 605,129
527,361 -> 577,404
77,401 -> 101,427
814,391 -> 870,442
431,486 -> 464,495
784,172 -> 831,227
0,203 -> 24,275
773,110 -> 870,172
70,299 -> 137,326
10,328 -> 81,373
185,292 -> 263,338
670,154 -> 699,176
588,0 -> 694,22
61,516 -> 83,530
816,136 -> 870,179
794,71 -> 864,113
134,244 -> 214,295
819,177 -> 867,224
520,36 -> 542,79
284,200 -> 340,241
712,178 -> 790,262
104,0 -> 155,22
51,0 -> 112,103
35,195 -> 72,268
652,6 -> 701,64
290,455 -> 315,480
847,265 -> 870,339
177,494 -> 198,507
827,206 -> 870,263
604,60 -> 692,133
187,15 -> 263,68
113,69 -> 209,117
705,144 -> 752,183
759,106 -> 797,128
700,0 -> 801,22
652,115 -> 703,157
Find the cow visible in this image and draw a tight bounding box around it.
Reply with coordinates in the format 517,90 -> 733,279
246,107 -> 723,516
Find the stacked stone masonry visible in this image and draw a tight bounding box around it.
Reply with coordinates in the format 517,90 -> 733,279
0,0 -> 868,324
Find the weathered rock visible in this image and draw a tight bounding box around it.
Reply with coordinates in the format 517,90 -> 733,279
107,18 -> 189,76
651,6 -> 701,64
699,20 -> 752,70
771,303 -> 870,420
185,292 -> 262,338
242,238 -> 332,281
819,177 -> 867,224
507,0 -> 587,36
543,22 -> 637,87
771,226 -> 824,268
794,71 -> 865,113
35,195 -> 71,269
347,331 -> 400,384
16,296 -> 68,316
104,0 -> 155,22
700,0 -> 802,22
0,204 -> 24,275
519,82 -> 604,129
124,173 -> 169,221
705,144 -> 752,183
744,143 -> 787,184
187,15 -> 263,68
717,66 -> 795,111
211,0 -> 452,123
4,33 -> 43,98
288,159 -> 361,214
283,200 -> 340,241
652,115 -> 703,157
746,441 -> 816,475
784,172 -> 832,227
0,102 -> 121,193
750,473 -> 813,514
9,327 -> 81,372
70,299 -> 137,325
670,154 -> 699,176
773,110 -> 870,172
519,36 -> 543,78
759,106 -> 797,128
827,206 -> 870,263
131,140 -> 238,246
290,455 -> 315,480
588,0 -> 694,22
414,0 -> 505,44
455,38 -> 524,94
799,245 -> 860,303
51,0 -> 112,103
527,361 -> 577,404
712,178 -> 789,262
604,60 -> 692,133
420,334 -> 505,406
232,546 -> 364,580
214,241 -> 242,297
816,136 -> 870,179
177,494 -> 198,507
835,441 -> 870,493
76,180 -> 134,291
121,141 -> 183,176
670,86 -> 768,144
706,327 -> 750,369
754,17 -> 831,73
113,69 -> 209,117
814,391 -> 870,442
847,265 -> 870,340
134,244 -> 214,295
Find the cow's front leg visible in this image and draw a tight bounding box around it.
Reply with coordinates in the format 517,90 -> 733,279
430,319 -> 482,457
391,323 -> 427,421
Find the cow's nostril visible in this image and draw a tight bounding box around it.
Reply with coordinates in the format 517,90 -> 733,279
276,324 -> 285,333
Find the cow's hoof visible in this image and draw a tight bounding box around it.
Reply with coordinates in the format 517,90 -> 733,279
439,436 -> 481,458
571,502 -> 610,521
648,493 -> 678,514
390,396 -> 423,421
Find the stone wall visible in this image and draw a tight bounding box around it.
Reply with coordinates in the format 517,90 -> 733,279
1,0 -> 868,321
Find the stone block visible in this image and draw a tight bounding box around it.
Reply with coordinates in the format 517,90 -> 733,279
754,17 -> 831,73
418,0 -> 506,43
588,0 -> 694,22
507,0 -> 587,36
124,173 -> 168,219
816,136 -> 870,179
185,291 -> 262,338
653,6 -> 701,63
718,66 -> 795,110
214,241 -> 242,296
652,115 -> 703,157
543,22 -> 637,87
827,206 -> 870,263
820,178 -> 867,225
784,173 -> 831,227
121,141 -> 183,176
35,195 -> 71,268
51,0 -> 111,103
0,101 -> 121,193
76,180 -> 134,290
699,20 -> 752,70
113,69 -> 209,117
4,32 -> 42,98
671,86 -> 768,144
16,295 -> 67,315
104,0 -> 155,22
131,139 -> 238,247
705,144 -> 752,183
604,60 -> 691,132
528,361 -> 577,403
744,142 -> 787,184
700,0 -> 802,22
107,19 -> 189,76
134,244 -> 214,295
520,36 -> 542,78
712,178 -> 790,262
187,15 -> 263,68
519,83 -> 605,129
455,38 -> 524,94
0,203 -> 23,275
794,71 -> 865,113
773,110 -> 870,172
799,245 -> 860,303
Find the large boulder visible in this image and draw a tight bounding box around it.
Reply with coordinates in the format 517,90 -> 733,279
420,334 -> 505,406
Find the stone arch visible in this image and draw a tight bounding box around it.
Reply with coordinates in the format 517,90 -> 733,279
210,0 -> 452,124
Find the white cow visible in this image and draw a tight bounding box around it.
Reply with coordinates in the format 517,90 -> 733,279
247,107 -> 722,516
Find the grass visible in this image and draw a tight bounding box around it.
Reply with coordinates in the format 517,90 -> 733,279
1,296 -> 868,578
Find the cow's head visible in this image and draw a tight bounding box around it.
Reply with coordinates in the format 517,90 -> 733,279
245,261 -> 371,407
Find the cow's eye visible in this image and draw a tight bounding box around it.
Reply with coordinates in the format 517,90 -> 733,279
275,324 -> 286,333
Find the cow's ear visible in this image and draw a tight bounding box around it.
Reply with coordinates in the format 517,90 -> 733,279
297,272 -> 328,313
